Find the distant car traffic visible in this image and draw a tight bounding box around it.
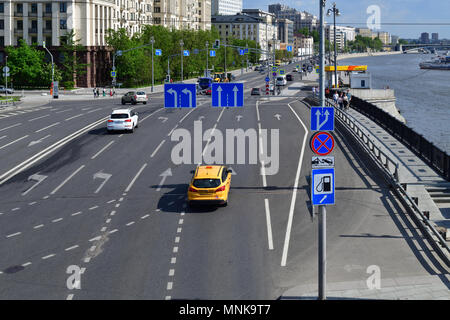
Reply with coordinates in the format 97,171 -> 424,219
251,88 -> 261,95
121,91 -> 147,105
293,68 -> 298,72
0,86 -> 14,94
107,108 -> 139,133
188,165 -> 232,207
276,75 -> 287,86
286,74 -> 293,81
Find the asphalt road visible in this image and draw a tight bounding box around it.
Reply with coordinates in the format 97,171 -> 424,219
0,65 -> 446,299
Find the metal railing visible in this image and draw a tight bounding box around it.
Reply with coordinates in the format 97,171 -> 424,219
305,94 -> 450,266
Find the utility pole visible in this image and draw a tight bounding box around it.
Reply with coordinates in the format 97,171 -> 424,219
43,41 -> 54,98
180,39 -> 184,83
5,55 -> 8,100
224,39 -> 227,76
327,2 -> 340,88
205,41 -> 209,77
319,0 -> 326,301
150,36 -> 155,92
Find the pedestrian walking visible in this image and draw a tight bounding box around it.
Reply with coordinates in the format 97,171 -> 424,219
312,87 -> 316,95
337,92 -> 344,110
96,88 -> 100,98
102,88 -> 106,97
110,88 -> 113,97
93,87 -> 97,98
346,90 -> 352,109
343,94 -> 349,110
333,91 -> 339,105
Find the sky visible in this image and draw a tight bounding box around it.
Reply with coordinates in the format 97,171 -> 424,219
243,0 -> 450,39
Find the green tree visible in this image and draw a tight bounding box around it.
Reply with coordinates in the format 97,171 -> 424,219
59,30 -> 89,89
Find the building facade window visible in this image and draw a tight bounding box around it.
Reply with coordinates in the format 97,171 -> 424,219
31,3 -> 37,13
154,7 -> 160,13
60,2 -> 67,13
45,20 -> 52,30
17,3 -> 23,13
31,36 -> 37,44
0,19 -> 3,30
45,3 -> 52,13
60,19 -> 67,29
17,20 -> 23,30
0,36 -> 4,47
0,3 -> 4,13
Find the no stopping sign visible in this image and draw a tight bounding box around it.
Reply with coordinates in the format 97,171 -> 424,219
310,131 -> 335,156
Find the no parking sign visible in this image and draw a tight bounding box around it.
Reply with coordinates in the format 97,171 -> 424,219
310,132 -> 334,156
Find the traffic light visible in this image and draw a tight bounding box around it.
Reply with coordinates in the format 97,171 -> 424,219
213,39 -> 220,49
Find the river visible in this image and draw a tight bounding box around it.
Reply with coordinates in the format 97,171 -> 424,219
341,53 -> 450,154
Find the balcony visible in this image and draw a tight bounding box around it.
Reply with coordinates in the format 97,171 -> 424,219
43,28 -> 52,34
29,28 -> 38,34
14,11 -> 23,17
14,28 -> 23,34
29,12 -> 38,17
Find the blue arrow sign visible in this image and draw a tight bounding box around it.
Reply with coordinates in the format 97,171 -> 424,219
210,50 -> 216,57
287,45 -> 293,52
265,77 -> 270,82
239,49 -> 245,56
155,49 -> 162,56
212,83 -> 244,107
279,69 -> 286,75
311,107 -> 334,131
164,84 -> 196,108
312,168 -> 335,205
111,71 -> 116,78
183,50 -> 190,56
245,48 -> 249,54
272,67 -> 277,72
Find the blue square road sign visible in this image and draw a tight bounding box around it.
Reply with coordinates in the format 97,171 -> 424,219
312,168 -> 335,205
211,83 -> 244,107
311,107 -> 335,131
164,84 -> 196,108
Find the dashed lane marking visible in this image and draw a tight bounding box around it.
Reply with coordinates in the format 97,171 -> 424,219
50,165 -> 85,195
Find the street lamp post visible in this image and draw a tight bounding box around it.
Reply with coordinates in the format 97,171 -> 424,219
205,41 -> 209,77
327,2 -> 340,89
150,36 -> 155,92
5,55 -> 8,100
43,41 -> 54,98
180,39 -> 184,83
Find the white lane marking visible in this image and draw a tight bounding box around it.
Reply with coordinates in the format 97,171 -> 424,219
55,109 -> 72,113
169,269 -> 175,276
28,134 -> 51,147
101,227 -> 107,232
165,296 -> 171,300
171,257 -> 176,264
109,229 -> 118,234
105,219 -> 111,224
67,294 -> 74,300
125,163 -> 147,193
126,221 -> 135,226
118,134 -> 123,138
29,115 -> 50,122
264,199 -> 274,250
50,165 -> 85,195
81,107 -> 93,111
141,214 -> 150,219
0,123 -> 21,132
216,107 -> 226,123
0,135 -> 29,150
89,236 -> 101,242
52,218 -> 63,223
177,227 -> 182,233
65,245 -> 79,251
6,232 -> 21,238
0,116 -> 108,186
0,135 -> 6,140
107,199 -> 116,204
33,224 -> 44,229
65,114 -> 84,121
28,201 -> 37,205
12,207 -> 20,211
90,246 -> 96,252
89,205 -> 99,210
167,124 -> 178,137
84,257 -> 91,263
71,211 -> 82,216
119,197 -> 124,202
167,282 -> 173,290
178,219 -> 184,225
281,103 -> 309,267
175,236 -> 180,243
173,247 -> 178,253
150,140 -> 166,158
91,140 -> 115,159
87,108 -> 102,114
42,254 -> 55,260
140,108 -> 164,123
22,262 -> 32,267
110,211 -> 116,216
178,107 -> 197,123
35,122 -> 60,133
260,160 -> 267,187
256,100 -> 261,121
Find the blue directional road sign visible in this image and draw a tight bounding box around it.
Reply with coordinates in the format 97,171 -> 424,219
310,107 -> 334,131
311,168 -> 335,205
183,50 -> 190,56
212,83 -> 244,107
287,45 -> 293,52
244,48 -> 249,54
164,84 -> 196,108
279,69 -> 286,75
265,77 -> 270,82
239,49 -> 245,55
210,50 -> 216,57
155,49 -> 162,56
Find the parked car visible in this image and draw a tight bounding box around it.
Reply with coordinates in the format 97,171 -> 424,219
0,86 -> 14,94
121,91 -> 147,105
251,88 -> 261,95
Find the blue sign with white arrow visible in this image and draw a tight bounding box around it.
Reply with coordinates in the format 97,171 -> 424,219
164,84 -> 196,108
310,107 -> 334,131
287,45 -> 293,52
155,49 -> 162,56
210,50 -> 216,57
183,50 -> 190,56
311,168 -> 335,205
239,49 -> 245,56
265,77 -> 270,82
211,83 -> 244,107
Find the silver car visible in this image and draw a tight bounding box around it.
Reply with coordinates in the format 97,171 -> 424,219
121,91 -> 148,105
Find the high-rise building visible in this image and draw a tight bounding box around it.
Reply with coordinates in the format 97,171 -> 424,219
420,32 -> 430,43
277,18 -> 293,46
431,33 -> 439,43
268,3 -> 319,32
326,25 -> 355,50
211,0 -> 242,15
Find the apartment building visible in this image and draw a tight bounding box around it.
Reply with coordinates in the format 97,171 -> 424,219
211,9 -> 278,60
153,0 -> 210,30
326,25 -> 355,50
293,33 -> 313,57
268,3 -> 319,32
277,18 -> 293,46
211,0 -> 241,16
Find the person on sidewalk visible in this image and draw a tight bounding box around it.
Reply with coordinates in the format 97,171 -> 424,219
102,88 -> 106,97
343,94 -> 349,110
346,90 -> 352,109
333,91 -> 339,105
96,88 -> 100,98
93,87 -> 97,98
337,92 -> 344,110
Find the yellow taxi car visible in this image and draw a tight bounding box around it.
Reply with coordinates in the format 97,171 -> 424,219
188,165 -> 232,207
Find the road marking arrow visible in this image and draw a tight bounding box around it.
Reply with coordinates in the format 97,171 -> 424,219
182,88 -> 193,107
157,168 -> 172,191
28,134 -> 51,147
274,114 -> 281,120
167,88 -> 178,107
93,171 -> 112,194
236,115 -> 243,122
158,116 -> 168,123
22,173 -> 47,196
198,116 -> 205,121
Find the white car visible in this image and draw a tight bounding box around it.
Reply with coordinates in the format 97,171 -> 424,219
106,108 -> 139,133
293,68 -> 299,72
276,75 -> 287,86
121,91 -> 148,105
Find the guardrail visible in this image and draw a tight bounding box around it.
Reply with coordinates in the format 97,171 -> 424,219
346,95 -> 450,181
304,94 -> 450,266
